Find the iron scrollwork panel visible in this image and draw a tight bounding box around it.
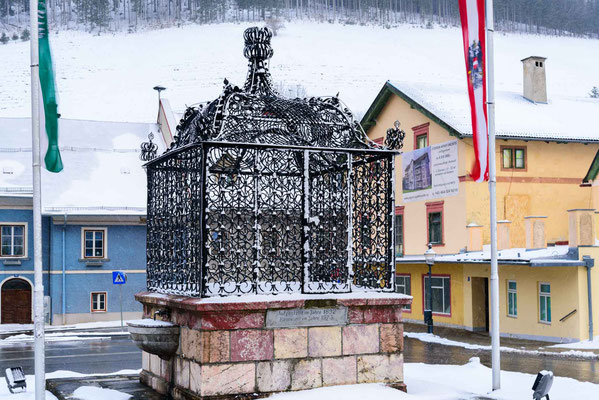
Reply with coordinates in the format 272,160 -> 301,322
304,151 -> 351,293
146,147 -> 203,296
352,153 -> 394,291
204,146 -> 256,296
256,149 -> 303,294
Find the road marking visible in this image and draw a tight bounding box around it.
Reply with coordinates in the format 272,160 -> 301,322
0,350 -> 140,362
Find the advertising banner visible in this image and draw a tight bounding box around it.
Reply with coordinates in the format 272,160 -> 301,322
402,140 -> 459,203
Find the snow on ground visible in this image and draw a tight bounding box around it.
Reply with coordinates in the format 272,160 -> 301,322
0,331 -> 129,346
405,331 -> 599,359
0,22 -> 597,123
269,358 -> 599,400
72,386 -> 131,400
0,320 -> 133,335
550,337 -> 599,350
0,360 -> 597,399
0,369 -> 139,400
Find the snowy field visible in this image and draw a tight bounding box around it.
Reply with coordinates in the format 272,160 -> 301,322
0,22 -> 598,123
2,358 -> 599,399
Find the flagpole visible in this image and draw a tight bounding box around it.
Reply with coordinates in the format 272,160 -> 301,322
30,0 -> 46,397
486,0 -> 500,391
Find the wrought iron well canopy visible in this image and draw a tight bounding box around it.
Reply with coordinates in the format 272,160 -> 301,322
143,27 -> 401,297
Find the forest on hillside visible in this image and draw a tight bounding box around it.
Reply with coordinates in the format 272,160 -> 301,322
1,0 -> 598,38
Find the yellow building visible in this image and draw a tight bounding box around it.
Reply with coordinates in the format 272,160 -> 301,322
362,60 -> 599,342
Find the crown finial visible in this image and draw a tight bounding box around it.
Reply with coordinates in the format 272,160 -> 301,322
243,27 -> 276,96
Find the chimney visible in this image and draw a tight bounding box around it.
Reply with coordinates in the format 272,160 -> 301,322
568,209 -> 595,247
467,223 -> 483,252
497,220 -> 511,250
521,56 -> 547,103
525,216 -> 547,249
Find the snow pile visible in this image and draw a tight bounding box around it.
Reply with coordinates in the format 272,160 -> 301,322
269,358 -> 599,399
550,338 -> 599,350
0,369 -> 139,400
72,386 -> 131,400
0,320 -> 135,334
0,360 -> 597,400
405,331 -> 599,359
0,331 -> 129,346
406,357 -> 599,399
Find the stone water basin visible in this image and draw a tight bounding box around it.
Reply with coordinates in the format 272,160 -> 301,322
127,319 -> 180,360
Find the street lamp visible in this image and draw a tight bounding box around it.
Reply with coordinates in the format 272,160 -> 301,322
153,85 -> 166,103
424,243 -> 436,334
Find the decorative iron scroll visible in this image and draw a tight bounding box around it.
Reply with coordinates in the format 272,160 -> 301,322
140,132 -> 158,161
385,120 -> 406,150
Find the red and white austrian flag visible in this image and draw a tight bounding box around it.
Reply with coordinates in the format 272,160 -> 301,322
459,0 -> 488,182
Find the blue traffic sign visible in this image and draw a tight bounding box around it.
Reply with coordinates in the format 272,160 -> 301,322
112,271 -> 127,285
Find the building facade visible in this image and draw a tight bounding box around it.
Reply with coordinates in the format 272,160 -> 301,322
362,58 -> 599,342
0,118 -> 164,325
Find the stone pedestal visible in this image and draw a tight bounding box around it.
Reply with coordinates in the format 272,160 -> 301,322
135,292 -> 412,399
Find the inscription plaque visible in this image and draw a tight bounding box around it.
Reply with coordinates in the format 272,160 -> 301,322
266,307 -> 348,328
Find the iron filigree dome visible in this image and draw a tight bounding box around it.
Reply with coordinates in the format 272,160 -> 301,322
163,26 -> 374,153
144,27 -> 398,297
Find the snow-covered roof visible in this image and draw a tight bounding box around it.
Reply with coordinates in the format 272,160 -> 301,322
398,245 -> 586,266
0,118 -> 163,215
382,80 -> 599,142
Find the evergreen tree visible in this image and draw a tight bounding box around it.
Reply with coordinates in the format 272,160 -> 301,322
0,33 -> 8,44
20,28 -> 29,41
591,87 -> 599,99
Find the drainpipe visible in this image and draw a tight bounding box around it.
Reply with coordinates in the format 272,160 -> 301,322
583,255 -> 594,340
62,214 -> 67,325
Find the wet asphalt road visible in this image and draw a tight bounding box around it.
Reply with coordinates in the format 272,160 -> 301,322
0,332 -> 141,376
0,332 -> 598,385
403,336 -> 599,384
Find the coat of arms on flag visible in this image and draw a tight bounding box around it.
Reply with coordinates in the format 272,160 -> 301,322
468,40 -> 483,89
459,0 -> 488,182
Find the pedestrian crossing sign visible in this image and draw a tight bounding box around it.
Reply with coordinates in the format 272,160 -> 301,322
112,271 -> 127,284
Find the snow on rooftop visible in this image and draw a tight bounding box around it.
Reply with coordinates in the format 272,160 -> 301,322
0,118 -> 163,215
389,81 -> 599,142
399,245 -> 576,264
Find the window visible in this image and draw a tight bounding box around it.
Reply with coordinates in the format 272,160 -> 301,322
82,228 -> 106,259
501,146 -> 526,170
396,274 -> 411,311
395,206 -> 404,257
426,201 -> 444,246
91,292 -> 107,312
412,123 -> 430,150
0,224 -> 25,257
428,213 -> 442,244
507,280 -> 517,317
539,283 -> 551,323
423,275 -> 451,315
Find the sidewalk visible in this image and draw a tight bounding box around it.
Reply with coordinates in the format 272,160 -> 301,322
403,322 -> 599,360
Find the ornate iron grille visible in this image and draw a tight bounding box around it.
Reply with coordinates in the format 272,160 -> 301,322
143,26 -> 400,297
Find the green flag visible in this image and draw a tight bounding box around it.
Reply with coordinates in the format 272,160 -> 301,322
38,0 -> 63,173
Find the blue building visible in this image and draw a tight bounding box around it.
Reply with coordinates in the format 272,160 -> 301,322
0,117 -> 164,325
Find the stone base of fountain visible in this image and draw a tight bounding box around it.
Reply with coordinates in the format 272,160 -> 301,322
135,291 -> 411,399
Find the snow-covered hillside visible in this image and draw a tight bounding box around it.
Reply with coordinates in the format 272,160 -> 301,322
0,22 -> 597,123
